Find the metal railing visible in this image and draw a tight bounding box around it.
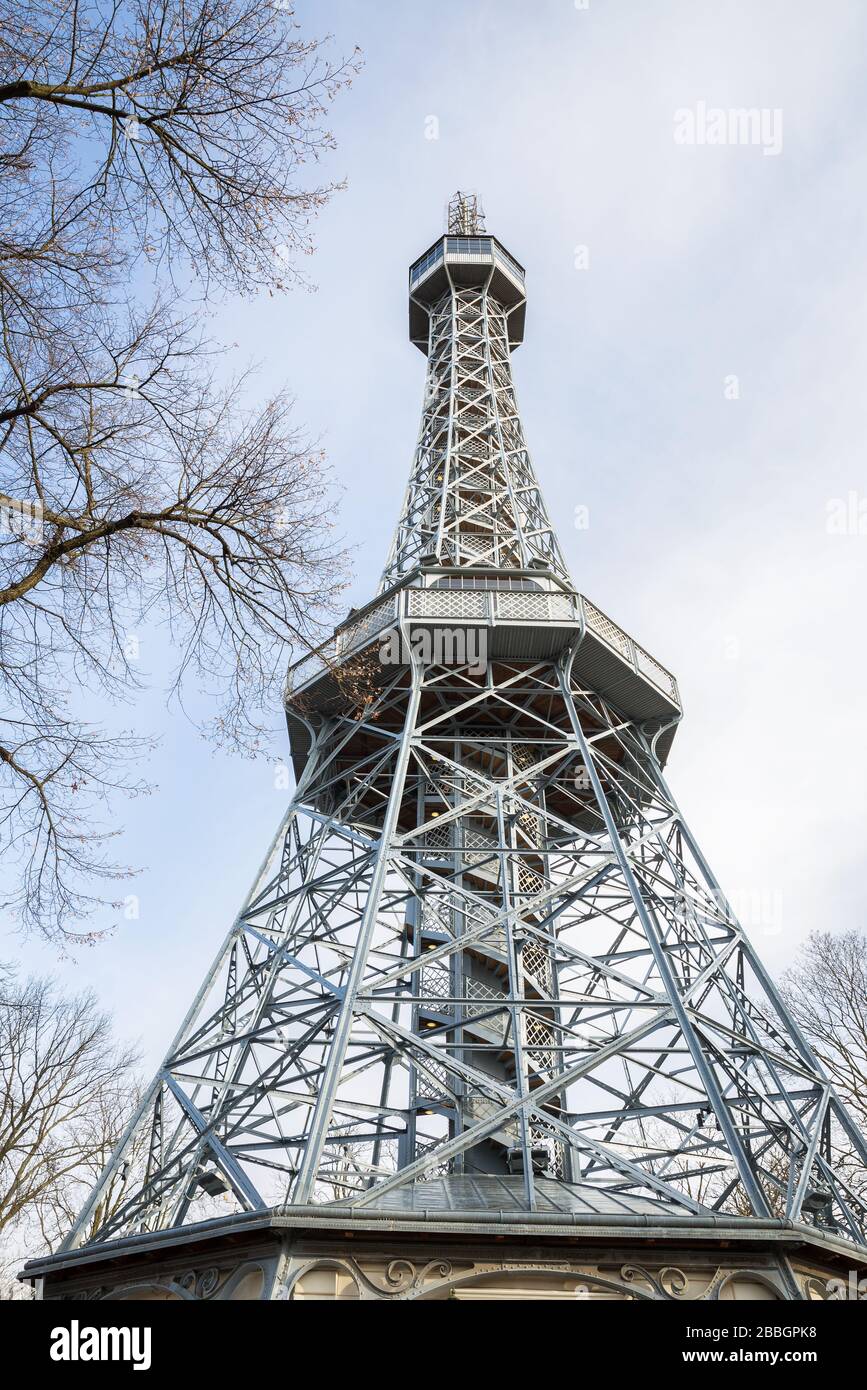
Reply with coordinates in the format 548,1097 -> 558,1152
285,584 -> 679,707
582,599 -> 680,704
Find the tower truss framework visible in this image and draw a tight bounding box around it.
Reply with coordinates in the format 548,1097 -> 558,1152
34,194 -> 867,1301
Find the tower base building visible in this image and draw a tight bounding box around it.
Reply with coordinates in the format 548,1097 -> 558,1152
26,1184 -> 867,1301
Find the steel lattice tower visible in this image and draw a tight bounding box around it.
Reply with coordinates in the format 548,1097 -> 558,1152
29,194 -> 867,1302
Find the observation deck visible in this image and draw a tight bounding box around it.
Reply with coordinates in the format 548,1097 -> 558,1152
284,566 -> 681,784
409,234 -> 527,351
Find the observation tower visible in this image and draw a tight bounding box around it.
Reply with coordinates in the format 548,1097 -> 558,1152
25,193 -> 867,1303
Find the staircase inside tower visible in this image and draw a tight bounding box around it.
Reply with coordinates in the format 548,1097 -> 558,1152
281,575 -> 687,1194
404,726 -> 569,1181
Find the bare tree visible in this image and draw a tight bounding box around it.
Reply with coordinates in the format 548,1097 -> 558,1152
31,1081 -> 151,1256
780,928 -> 867,1197
0,2 -> 360,941
0,972 -> 140,1265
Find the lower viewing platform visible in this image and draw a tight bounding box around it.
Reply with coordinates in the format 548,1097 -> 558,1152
284,566 -> 681,783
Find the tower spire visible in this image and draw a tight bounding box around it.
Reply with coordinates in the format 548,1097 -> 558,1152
447,189 -> 485,234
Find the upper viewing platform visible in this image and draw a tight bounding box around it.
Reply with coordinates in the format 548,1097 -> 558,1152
408,194 -> 528,352
409,237 -> 527,351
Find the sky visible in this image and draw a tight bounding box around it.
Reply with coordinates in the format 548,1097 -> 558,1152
8,0 -> 867,1075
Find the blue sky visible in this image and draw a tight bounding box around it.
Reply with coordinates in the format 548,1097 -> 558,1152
9,0 -> 867,1073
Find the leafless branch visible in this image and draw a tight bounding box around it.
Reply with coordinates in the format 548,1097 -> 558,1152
0,1 -> 359,941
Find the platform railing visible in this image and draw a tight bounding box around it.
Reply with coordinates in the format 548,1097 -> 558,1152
285,584 -> 679,707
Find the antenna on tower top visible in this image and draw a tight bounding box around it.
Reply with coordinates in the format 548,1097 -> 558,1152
447,190 -> 485,235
